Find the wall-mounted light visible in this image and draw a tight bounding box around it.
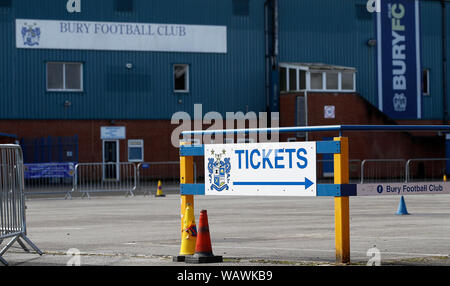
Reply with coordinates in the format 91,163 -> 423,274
126,63 -> 133,69
64,100 -> 71,107
367,39 -> 377,47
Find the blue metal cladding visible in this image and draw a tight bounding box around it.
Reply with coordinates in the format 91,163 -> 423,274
2,0 -> 266,120
277,0 -> 378,112
277,0 -> 449,121
0,0 -> 449,120
420,1 -> 443,120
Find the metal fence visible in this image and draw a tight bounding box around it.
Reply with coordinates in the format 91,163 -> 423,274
138,162 -> 182,196
316,159 -> 362,183
11,157 -> 450,199
74,162 -> 137,198
24,162 -> 75,199
406,158 -> 450,182
360,159 -> 406,183
0,145 -> 42,266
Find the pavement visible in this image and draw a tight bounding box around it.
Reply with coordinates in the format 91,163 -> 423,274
2,193 -> 450,266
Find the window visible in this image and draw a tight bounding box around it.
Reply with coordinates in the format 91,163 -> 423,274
289,68 -> 297,91
422,69 -> 430,96
299,70 -> 306,90
173,64 -> 189,92
279,67 -> 287,92
128,140 -> 144,162
47,62 -> 83,92
115,0 -> 133,12
326,72 -> 339,90
341,72 -> 355,90
310,72 -> 323,90
279,64 -> 356,92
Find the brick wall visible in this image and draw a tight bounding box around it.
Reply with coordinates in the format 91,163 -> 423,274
279,92 -> 446,160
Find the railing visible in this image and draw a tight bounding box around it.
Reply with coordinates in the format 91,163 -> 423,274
23,162 -> 75,199
137,162 -> 197,196
0,145 -> 42,266
11,157 -> 450,198
360,159 -> 406,184
317,159 -> 361,183
74,162 -> 137,198
406,158 -> 450,182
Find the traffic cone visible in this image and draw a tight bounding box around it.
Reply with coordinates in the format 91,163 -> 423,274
396,196 -> 409,215
173,204 -> 197,262
155,180 -> 165,197
185,210 -> 223,264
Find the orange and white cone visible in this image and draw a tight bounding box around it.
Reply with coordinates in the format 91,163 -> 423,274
185,210 -> 222,264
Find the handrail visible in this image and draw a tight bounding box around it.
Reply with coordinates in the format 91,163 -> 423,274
181,125 -> 450,136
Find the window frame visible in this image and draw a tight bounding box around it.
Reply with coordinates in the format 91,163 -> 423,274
279,64 -> 356,93
173,64 -> 190,93
46,62 -> 84,92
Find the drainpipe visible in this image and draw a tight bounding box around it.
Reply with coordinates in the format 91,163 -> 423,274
272,0 -> 279,69
442,0 -> 448,124
264,0 -> 279,121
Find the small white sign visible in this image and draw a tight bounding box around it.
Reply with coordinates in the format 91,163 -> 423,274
101,126 -> 126,140
204,142 -> 317,197
357,182 -> 450,196
16,19 -> 227,54
324,105 -> 335,119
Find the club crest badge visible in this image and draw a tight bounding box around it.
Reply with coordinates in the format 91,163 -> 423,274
393,93 -> 407,112
207,149 -> 231,192
21,23 -> 41,47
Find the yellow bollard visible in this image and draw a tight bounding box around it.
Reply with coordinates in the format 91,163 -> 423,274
334,137 -> 350,264
444,174 -> 447,182
155,180 -> 165,197
173,142 -> 196,262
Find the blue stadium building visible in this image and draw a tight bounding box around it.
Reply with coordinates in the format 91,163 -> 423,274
0,0 -> 449,167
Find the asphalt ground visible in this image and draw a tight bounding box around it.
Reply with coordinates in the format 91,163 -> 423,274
2,192 -> 450,266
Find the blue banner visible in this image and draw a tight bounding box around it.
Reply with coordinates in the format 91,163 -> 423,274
24,163 -> 75,179
377,0 -> 421,119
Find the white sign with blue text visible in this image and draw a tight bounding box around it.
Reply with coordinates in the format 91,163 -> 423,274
204,142 -> 317,197
16,19 -> 227,54
101,126 -> 126,140
357,182 -> 450,196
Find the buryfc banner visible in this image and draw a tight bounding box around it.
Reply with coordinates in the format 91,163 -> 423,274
377,0 -> 422,119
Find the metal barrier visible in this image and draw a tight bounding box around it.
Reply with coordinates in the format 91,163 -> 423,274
406,158 -> 450,182
74,162 -> 137,198
360,159 -> 406,183
137,162 -> 197,196
317,159 -> 361,183
23,162 -> 75,199
0,145 -> 42,266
